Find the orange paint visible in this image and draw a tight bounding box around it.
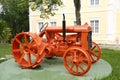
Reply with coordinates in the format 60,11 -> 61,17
12,23 -> 101,76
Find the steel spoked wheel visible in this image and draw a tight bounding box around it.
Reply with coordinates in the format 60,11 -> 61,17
63,47 -> 91,76
39,31 -> 54,59
89,42 -> 101,63
12,32 -> 45,68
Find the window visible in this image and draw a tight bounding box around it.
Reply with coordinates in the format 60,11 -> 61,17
36,4 -> 43,11
90,0 -> 99,6
38,22 -> 43,32
73,21 -> 77,26
50,21 -> 57,26
37,4 -> 57,11
90,20 -> 99,33
51,4 -> 57,10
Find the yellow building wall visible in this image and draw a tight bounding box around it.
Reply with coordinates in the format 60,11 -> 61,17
81,11 -> 108,41
29,0 -> 76,33
29,12 -> 76,33
116,13 -> 120,44
81,0 -> 109,10
81,0 -> 109,43
29,0 -> 120,44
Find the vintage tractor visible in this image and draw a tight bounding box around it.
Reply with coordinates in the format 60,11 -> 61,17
12,14 -> 101,76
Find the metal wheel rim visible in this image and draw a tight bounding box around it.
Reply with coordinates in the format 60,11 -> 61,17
63,47 -> 91,76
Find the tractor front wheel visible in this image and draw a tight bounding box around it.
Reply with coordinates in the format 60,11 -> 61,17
63,47 -> 91,76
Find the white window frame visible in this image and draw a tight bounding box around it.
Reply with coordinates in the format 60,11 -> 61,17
50,20 -> 57,26
89,0 -> 99,6
73,21 -> 77,26
37,21 -> 44,33
72,18 -> 77,26
90,19 -> 100,34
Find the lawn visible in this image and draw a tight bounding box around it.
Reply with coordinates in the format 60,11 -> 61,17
101,49 -> 120,80
0,44 -> 120,80
0,44 -> 11,58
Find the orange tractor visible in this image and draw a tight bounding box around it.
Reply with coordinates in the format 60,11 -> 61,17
12,14 -> 101,76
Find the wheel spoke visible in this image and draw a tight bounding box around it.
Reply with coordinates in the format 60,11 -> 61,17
70,63 -> 74,70
27,53 -> 31,66
81,56 -> 88,61
91,52 -> 98,58
18,53 -> 25,63
29,50 -> 38,58
81,60 -> 88,66
73,50 -> 77,55
15,38 -> 24,47
91,54 -> 97,61
13,49 -> 20,52
93,50 -> 99,53
24,34 -> 29,45
91,56 -> 95,61
78,65 -> 85,72
67,60 -> 72,65
78,53 -> 83,58
66,56 -> 72,61
29,40 -> 35,48
76,64 -> 79,73
91,45 -> 96,51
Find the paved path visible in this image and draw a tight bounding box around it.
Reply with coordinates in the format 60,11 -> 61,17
0,58 -> 112,80
99,44 -> 120,50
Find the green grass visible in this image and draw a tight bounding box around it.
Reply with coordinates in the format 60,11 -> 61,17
101,49 -> 120,80
0,44 -> 120,80
0,44 -> 11,58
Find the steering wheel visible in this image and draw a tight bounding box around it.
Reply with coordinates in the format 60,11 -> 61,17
40,22 -> 49,32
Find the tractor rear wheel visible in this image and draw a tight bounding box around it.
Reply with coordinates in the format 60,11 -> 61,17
89,42 -> 101,63
63,47 -> 91,76
12,32 -> 46,68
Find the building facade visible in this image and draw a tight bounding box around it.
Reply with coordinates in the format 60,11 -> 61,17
29,0 -> 120,44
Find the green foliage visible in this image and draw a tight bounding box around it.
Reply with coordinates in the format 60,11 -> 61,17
29,0 -> 63,18
29,0 -> 81,24
0,20 -> 6,39
2,27 -> 11,41
0,20 -> 11,42
0,0 -> 29,38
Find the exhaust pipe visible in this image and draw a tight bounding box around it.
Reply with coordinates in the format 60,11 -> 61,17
62,14 -> 66,42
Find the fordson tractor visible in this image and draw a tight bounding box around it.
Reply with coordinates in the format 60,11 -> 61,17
12,14 -> 101,76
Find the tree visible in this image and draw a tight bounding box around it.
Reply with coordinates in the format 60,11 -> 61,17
0,0 -> 29,38
0,20 -> 11,43
74,0 -> 81,25
29,0 -> 63,19
29,0 -> 81,25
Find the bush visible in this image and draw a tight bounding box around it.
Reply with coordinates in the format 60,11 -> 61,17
0,20 -> 11,43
